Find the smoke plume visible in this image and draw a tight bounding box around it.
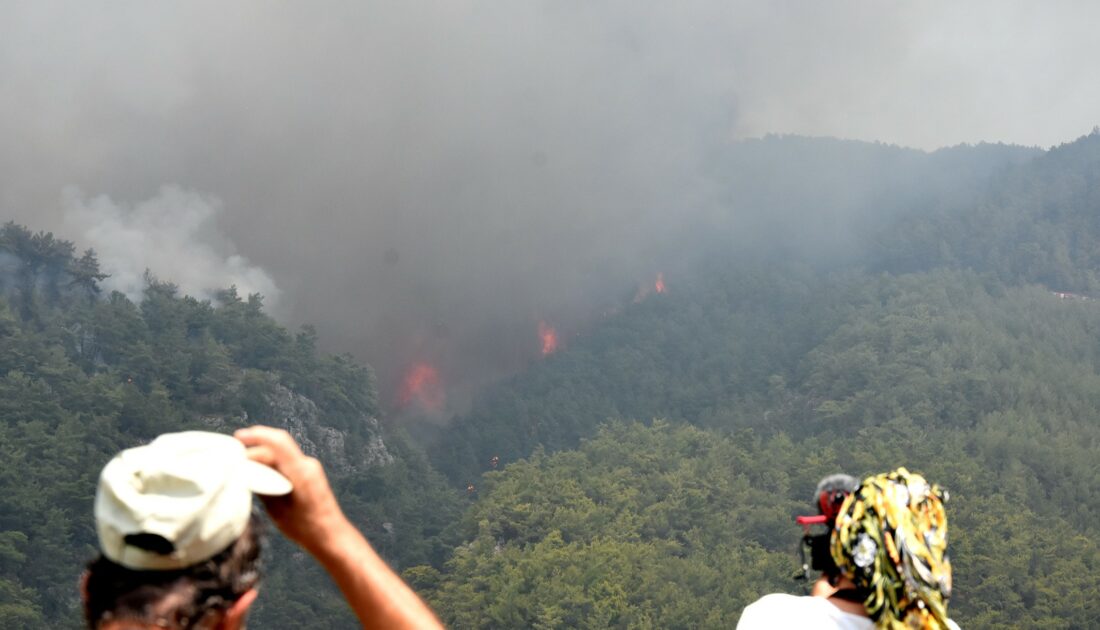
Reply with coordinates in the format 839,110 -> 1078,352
61,186 -> 281,306
2,1 -> 1099,413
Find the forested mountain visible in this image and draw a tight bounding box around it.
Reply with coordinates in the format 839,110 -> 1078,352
876,129 -> 1100,289
429,133 -> 1099,482
0,223 -> 460,628
413,132 -> 1100,628
5,131 -> 1100,629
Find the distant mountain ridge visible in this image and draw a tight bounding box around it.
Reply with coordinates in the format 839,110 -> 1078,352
428,132 -> 1084,481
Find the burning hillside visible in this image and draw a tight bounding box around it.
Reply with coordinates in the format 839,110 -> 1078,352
539,321 -> 558,355
397,362 -> 445,413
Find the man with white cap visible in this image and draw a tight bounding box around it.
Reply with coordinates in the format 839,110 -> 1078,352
83,425 -> 442,629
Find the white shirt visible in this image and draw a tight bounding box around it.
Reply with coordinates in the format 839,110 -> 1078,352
737,594 -> 961,630
737,594 -> 873,630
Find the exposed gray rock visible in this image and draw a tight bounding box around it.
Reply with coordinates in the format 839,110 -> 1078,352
201,381 -> 393,473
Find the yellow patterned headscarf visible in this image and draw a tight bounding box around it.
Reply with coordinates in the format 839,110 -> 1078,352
831,468 -> 952,629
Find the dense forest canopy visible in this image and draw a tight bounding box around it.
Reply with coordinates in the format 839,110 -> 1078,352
4,132 -> 1100,628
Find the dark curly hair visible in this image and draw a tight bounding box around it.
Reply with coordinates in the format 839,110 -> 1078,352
83,513 -> 264,629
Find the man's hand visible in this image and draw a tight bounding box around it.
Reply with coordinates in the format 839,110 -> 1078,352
235,426 -> 346,553
235,425 -> 444,629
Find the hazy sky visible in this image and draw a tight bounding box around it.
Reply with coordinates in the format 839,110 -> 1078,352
2,1 -> 1098,412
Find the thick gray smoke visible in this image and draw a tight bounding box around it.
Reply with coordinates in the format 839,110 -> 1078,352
2,1 -> 1098,413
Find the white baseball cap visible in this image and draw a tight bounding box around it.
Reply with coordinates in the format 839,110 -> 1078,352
95,431 -> 292,570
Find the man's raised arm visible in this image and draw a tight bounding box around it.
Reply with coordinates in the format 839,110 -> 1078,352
235,425 -> 443,630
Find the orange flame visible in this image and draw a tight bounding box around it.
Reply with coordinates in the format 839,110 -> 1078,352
655,272 -> 666,294
397,362 -> 445,412
539,321 -> 558,355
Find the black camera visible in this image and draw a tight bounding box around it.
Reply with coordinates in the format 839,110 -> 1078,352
793,475 -> 858,582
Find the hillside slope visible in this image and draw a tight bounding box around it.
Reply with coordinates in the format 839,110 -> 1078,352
0,223 -> 460,628
418,133 -> 1100,627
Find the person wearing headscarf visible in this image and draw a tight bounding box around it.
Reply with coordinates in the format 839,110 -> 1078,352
737,468 -> 960,630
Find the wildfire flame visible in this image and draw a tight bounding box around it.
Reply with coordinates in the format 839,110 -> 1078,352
538,321 -> 558,355
634,273 -> 666,302
397,362 -> 445,412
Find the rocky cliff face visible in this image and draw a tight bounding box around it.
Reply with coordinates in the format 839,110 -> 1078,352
264,383 -> 393,472
203,382 -> 393,473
